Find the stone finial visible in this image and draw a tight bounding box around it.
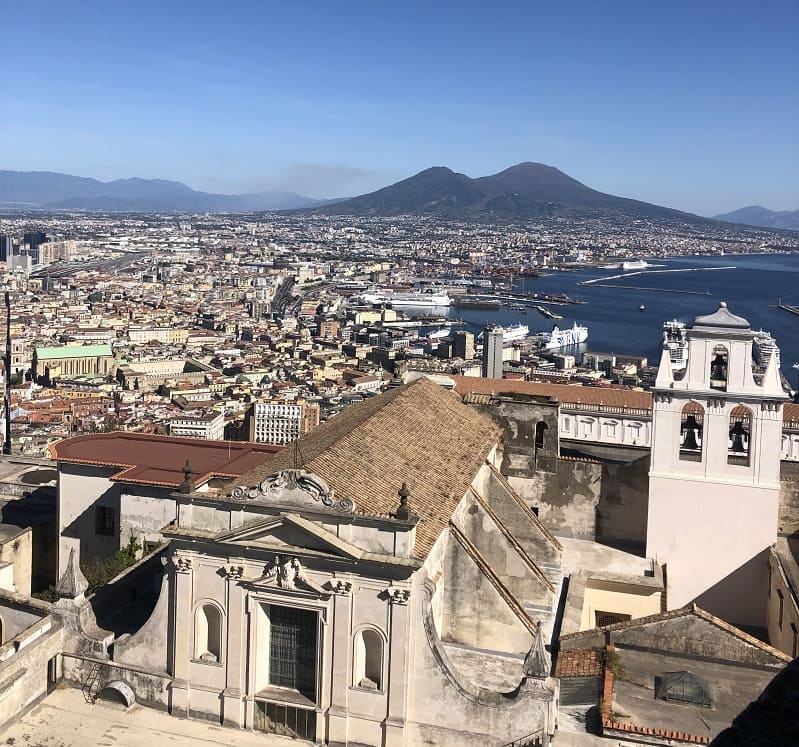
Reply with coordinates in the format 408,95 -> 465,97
56,548 -> 89,600
179,459 -> 194,494
394,482 -> 413,521
523,622 -> 550,679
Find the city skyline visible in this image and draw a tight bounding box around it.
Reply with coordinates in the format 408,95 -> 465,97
1,0 -> 797,215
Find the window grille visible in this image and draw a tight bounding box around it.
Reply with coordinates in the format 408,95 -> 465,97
268,606 -> 317,699
595,611 -> 631,628
255,701 -> 316,740
95,506 -> 115,536
656,671 -> 712,707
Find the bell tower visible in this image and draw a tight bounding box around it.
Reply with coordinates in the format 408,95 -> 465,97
647,303 -> 787,628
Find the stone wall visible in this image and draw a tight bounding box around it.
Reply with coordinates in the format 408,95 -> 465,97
596,454 -> 650,553
509,458 -> 602,539
778,465 -> 799,535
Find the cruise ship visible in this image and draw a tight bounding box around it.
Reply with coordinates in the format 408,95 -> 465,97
477,323 -> 529,343
357,289 -> 452,308
753,330 -> 778,370
541,323 -> 588,349
622,259 -> 650,270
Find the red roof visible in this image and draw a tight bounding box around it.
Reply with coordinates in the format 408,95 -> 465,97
50,432 -> 282,488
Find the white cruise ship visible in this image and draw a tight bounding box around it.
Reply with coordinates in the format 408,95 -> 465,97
541,323 -> 588,349
753,330 -> 777,370
622,259 -> 650,270
477,323 -> 529,343
357,289 -> 452,308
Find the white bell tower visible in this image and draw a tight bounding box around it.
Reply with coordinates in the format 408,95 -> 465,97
647,303 -> 787,628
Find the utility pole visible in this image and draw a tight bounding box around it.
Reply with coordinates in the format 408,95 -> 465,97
3,290 -> 11,455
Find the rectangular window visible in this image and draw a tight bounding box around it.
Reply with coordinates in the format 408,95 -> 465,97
95,506 -> 115,536
791,623 -> 798,659
777,589 -> 785,629
595,611 -> 632,628
268,606 -> 317,700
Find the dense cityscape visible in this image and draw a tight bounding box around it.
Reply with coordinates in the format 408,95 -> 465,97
0,209 -> 797,457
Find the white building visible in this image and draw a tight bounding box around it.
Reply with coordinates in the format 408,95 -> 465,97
169,411 -> 225,441
249,400 -> 320,445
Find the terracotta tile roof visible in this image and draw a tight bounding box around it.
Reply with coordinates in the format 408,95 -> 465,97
228,377 -> 502,559
51,432 -> 281,488
555,649 -> 602,677
448,375 -> 654,410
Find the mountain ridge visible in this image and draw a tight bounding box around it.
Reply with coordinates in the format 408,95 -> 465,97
313,162 -> 706,222
0,170 -> 325,212
713,205 -> 799,231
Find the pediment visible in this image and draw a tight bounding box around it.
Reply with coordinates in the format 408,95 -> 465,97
215,513 -> 363,560
230,469 -> 356,514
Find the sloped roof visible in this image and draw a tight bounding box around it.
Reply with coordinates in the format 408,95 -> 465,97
449,375 -> 654,410
228,377 -> 502,558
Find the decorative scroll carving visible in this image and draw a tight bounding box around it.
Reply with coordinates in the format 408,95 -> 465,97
385,587 -> 411,605
174,555 -> 193,573
329,579 -> 353,595
230,469 -> 355,513
223,564 -> 245,580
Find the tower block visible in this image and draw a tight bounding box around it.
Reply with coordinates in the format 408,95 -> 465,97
647,303 -> 787,628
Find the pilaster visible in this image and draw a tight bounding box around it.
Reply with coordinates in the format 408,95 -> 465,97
384,586 -> 410,747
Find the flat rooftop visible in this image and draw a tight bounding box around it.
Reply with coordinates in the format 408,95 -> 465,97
50,432 -> 282,488
0,687 -> 303,746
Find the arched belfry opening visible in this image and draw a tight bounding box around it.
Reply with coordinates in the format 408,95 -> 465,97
728,405 -> 752,466
709,345 -> 729,391
679,401 -> 704,461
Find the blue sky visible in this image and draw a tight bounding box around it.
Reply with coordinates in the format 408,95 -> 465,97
1,0 -> 797,214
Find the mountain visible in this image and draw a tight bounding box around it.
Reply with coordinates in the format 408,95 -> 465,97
0,171 -> 324,212
314,162 -> 703,221
713,205 -> 799,231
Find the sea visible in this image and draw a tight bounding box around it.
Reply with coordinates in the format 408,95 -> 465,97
428,253 -> 799,382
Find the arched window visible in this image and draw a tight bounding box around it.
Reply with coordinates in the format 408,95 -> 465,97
353,628 -> 384,691
535,421 -> 548,450
195,603 -> 223,663
728,406 -> 752,466
710,345 -> 729,391
679,401 -> 704,461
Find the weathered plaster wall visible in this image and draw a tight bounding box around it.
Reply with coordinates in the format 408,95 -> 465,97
439,533 -> 533,655
0,615 -> 63,730
596,454 -> 650,553
58,463 -> 121,575
509,459 -> 601,539
778,470 -> 799,535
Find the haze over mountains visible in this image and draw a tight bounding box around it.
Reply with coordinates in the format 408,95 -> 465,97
0,170 -> 324,212
1,165 -> 793,229
713,205 -> 799,231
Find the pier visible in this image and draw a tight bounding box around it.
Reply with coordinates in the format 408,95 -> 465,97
588,284 -> 712,295
578,265 -> 737,286
778,301 -> 799,317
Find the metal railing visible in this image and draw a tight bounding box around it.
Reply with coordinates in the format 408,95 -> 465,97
502,728 -> 544,747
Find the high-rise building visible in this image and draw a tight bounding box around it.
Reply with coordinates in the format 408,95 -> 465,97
0,236 -> 12,262
23,231 -> 46,265
481,324 -> 503,379
453,330 -> 475,360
